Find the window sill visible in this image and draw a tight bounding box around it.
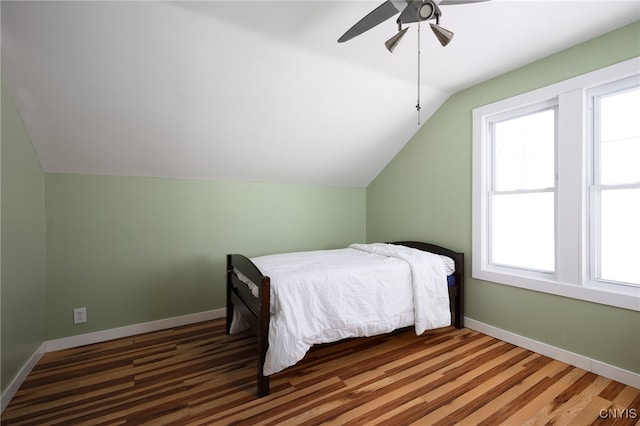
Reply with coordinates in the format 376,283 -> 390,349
473,267 -> 640,312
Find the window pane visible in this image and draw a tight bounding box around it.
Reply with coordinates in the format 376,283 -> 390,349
599,87 -> 640,185
494,109 -> 555,191
599,188 -> 640,286
491,192 -> 555,272
600,137 -> 640,185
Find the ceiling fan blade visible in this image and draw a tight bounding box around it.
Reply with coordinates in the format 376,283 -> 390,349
338,0 -> 402,43
439,0 -> 490,4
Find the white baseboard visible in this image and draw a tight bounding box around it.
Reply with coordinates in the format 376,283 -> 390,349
1,308 -> 226,414
1,342 -> 45,413
464,317 -> 640,389
45,308 -> 226,352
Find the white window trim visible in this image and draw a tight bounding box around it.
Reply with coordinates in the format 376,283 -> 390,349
472,57 -> 640,312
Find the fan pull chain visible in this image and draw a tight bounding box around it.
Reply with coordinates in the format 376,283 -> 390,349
416,21 -> 421,125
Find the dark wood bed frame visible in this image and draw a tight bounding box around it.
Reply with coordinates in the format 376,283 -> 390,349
226,241 -> 464,397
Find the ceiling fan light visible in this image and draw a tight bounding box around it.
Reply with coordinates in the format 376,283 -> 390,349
418,2 -> 435,20
430,23 -> 454,46
385,27 -> 409,53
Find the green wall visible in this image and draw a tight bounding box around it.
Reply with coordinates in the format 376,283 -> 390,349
45,175 -> 365,339
1,81 -> 47,394
366,21 -> 640,373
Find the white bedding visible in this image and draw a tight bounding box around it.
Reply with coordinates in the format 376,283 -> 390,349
230,243 -> 452,376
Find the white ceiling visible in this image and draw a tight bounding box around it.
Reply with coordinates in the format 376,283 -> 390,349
2,1 -> 639,187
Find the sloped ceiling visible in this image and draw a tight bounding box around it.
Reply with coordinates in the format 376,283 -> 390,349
2,1 -> 639,187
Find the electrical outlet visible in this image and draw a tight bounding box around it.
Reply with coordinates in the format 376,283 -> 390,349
73,307 -> 87,324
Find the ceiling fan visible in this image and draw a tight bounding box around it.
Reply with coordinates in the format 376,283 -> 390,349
338,0 -> 488,52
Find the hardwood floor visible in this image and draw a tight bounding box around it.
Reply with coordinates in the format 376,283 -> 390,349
2,319 -> 639,425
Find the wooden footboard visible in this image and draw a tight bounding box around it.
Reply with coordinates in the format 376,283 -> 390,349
226,242 -> 465,398
226,254 -> 271,397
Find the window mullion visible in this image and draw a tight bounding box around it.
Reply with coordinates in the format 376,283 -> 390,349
556,90 -> 586,286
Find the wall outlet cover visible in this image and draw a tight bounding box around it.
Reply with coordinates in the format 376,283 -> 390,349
73,307 -> 87,324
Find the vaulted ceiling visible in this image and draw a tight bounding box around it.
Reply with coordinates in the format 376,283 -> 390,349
2,1 -> 639,187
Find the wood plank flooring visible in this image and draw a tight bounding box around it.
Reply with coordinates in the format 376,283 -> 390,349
2,319 -> 639,425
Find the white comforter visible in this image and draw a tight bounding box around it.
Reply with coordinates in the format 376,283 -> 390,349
231,243 -> 452,376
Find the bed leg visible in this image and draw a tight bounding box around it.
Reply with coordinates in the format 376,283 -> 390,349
257,276 -> 271,397
226,255 -> 233,334
257,374 -> 270,397
257,336 -> 270,397
454,294 -> 463,329
455,269 -> 464,329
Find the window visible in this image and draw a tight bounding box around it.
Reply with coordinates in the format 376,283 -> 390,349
590,80 -> 640,287
473,58 -> 640,311
490,105 -> 556,273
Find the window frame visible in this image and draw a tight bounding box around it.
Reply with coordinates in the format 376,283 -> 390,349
472,57 -> 640,312
588,77 -> 640,289
487,101 -> 558,275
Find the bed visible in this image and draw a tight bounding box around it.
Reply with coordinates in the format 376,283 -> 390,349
225,241 -> 464,397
